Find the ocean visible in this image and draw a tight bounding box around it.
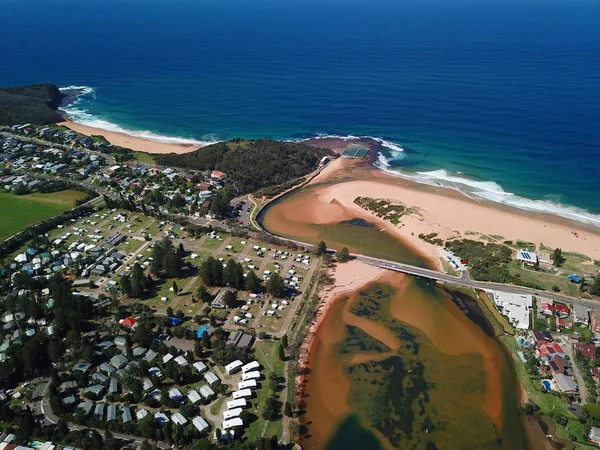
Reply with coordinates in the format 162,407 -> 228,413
1,0 -> 599,224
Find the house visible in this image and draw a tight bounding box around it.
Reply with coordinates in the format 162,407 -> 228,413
537,343 -> 566,361
142,378 -> 154,392
554,303 -> 570,319
155,412 -> 170,426
491,292 -> 532,330
193,361 -> 207,374
204,371 -> 219,385
211,289 -> 229,309
121,317 -> 137,328
575,344 -> 597,360
168,388 -> 184,401
132,346 -> 147,358
72,362 -> 92,374
174,355 -> 188,366
227,330 -> 255,348
548,357 -> 570,375
114,336 -> 127,347
589,427 -> 600,445
574,304 -> 590,326
121,407 -> 133,423
110,354 -> 128,369
107,404 -> 117,422
94,403 -> 105,419
92,372 -> 109,384
553,373 -> 578,394
171,412 -> 188,426
516,250 -> 538,266
109,378 -> 118,395
99,363 -> 115,375
136,409 -> 149,420
187,390 -> 202,404
192,416 -> 210,433
592,311 -> 600,334
83,384 -> 105,398
211,170 -> 226,181
531,330 -> 552,346
199,385 -> 215,399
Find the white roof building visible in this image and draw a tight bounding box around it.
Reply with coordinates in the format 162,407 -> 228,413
225,360 -> 243,374
136,409 -> 149,420
171,412 -> 188,426
154,412 -> 169,425
193,361 -> 208,374
227,398 -> 247,409
238,379 -> 257,390
187,389 -> 202,404
232,389 -> 252,399
174,355 -> 188,366
222,417 -> 244,430
224,408 -> 243,419
490,291 -> 532,330
162,353 -> 174,364
516,250 -> 538,265
200,385 -> 216,399
193,416 -> 209,432
204,371 -> 219,384
241,360 -> 259,373
242,370 -> 260,381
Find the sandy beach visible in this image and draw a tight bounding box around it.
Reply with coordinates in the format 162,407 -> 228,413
61,119 -> 202,154
303,157 -> 600,263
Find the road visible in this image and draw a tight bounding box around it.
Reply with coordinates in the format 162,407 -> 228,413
356,254 -> 600,311
34,379 -> 155,449
557,335 -> 588,404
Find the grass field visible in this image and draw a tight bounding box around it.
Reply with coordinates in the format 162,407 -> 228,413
132,151 -> 156,164
0,190 -> 86,240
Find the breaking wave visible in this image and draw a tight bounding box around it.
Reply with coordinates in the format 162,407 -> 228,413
59,85 -> 216,146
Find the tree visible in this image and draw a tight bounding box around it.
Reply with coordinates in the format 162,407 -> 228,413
151,243 -> 164,276
281,334 -> 288,348
223,290 -> 237,308
245,270 -> 262,293
553,248 -> 563,267
278,342 -> 285,361
317,240 -> 327,256
172,280 -> 179,294
131,263 -> 146,298
164,250 -> 182,278
284,401 -> 293,417
197,285 -> 211,302
591,276 -> 600,296
119,275 -> 132,297
267,273 -> 285,298
580,276 -> 586,293
337,247 -> 350,263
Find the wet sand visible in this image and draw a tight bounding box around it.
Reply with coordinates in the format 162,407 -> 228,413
61,119 -> 203,154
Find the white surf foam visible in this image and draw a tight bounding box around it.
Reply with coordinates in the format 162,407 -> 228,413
378,167 -> 600,227
59,85 -> 216,146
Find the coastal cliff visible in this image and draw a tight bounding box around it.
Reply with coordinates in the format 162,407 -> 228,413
0,83 -> 64,125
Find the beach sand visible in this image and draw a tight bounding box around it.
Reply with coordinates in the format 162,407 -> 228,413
61,119 -> 202,154
305,157 -> 600,263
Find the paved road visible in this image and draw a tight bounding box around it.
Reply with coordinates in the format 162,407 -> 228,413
357,254 -> 600,311
558,335 -> 588,404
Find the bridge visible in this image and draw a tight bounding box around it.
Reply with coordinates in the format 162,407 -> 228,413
357,254 -> 600,311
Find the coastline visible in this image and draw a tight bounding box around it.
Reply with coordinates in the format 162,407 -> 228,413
302,156 -> 600,263
60,119 -> 203,154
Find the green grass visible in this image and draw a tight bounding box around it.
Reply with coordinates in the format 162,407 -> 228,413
202,236 -> 225,251
0,190 -> 86,240
508,261 -> 579,296
246,340 -> 285,441
132,151 -> 156,164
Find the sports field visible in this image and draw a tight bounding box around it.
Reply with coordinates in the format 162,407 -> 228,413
0,190 -> 86,240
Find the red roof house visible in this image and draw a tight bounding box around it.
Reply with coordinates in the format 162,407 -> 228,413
211,170 -> 226,180
554,303 -> 570,319
122,317 -> 137,328
575,343 -> 597,360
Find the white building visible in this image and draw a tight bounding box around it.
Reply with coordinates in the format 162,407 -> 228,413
193,416 -> 209,432
227,398 -> 247,409
242,370 -> 260,381
490,291 -> 532,330
232,389 -> 252,399
222,417 -> 244,430
223,408 -> 243,419
225,360 -> 243,374
241,360 -> 259,373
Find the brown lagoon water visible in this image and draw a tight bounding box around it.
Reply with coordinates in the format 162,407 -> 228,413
259,184 -> 431,268
261,184 -> 529,449
300,276 -> 530,450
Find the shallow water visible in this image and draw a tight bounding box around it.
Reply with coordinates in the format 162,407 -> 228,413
300,275 -> 529,450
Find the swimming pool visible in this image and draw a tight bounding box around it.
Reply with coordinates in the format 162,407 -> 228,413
542,380 -> 552,391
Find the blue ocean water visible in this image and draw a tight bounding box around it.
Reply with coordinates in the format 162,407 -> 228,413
1,0 -> 600,224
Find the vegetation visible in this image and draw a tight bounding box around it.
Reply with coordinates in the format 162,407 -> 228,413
353,196 -> 408,225
0,190 -> 87,240
0,83 -> 64,125
554,248 -> 564,267
447,239 -> 544,289
418,232 -> 444,246
155,139 -> 332,195
337,247 -> 350,263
